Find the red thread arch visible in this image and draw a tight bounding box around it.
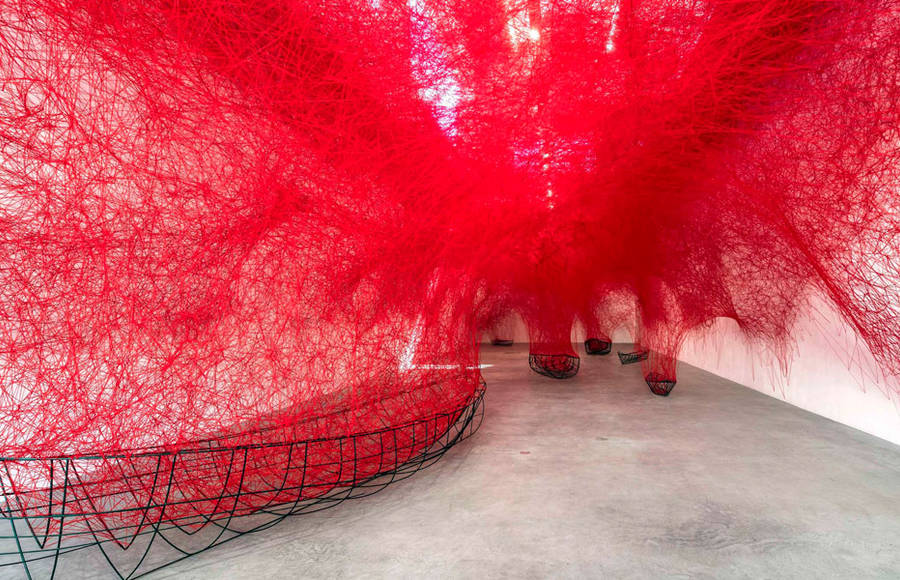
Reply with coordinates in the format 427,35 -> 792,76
0,0 -> 897,576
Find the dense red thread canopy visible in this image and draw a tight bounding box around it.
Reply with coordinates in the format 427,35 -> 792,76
0,0 -> 898,575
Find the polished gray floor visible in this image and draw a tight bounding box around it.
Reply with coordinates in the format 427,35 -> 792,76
14,344 -> 900,579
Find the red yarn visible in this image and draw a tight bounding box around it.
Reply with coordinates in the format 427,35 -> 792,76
0,0 -> 898,574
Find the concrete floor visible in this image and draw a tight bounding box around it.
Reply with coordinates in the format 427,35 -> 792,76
13,344 -> 900,579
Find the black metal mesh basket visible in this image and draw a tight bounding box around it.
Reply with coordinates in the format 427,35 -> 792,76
528,354 -> 580,379
0,383 -> 485,579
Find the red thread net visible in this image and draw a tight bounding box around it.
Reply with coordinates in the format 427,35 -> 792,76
0,0 -> 897,575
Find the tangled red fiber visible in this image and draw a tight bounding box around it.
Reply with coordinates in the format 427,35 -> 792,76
0,0 -> 898,576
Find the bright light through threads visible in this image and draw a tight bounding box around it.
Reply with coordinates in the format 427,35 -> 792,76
0,1 -> 899,577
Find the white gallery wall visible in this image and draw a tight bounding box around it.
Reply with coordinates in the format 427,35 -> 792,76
678,296 -> 900,446
486,299 -> 900,445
